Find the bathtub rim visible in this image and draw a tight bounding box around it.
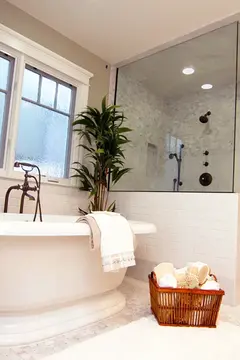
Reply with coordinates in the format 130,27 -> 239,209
0,214 -> 157,237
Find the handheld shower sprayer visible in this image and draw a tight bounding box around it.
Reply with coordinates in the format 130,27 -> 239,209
169,143 -> 184,191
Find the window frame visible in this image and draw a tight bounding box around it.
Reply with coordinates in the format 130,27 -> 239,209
19,64 -> 77,179
0,23 -> 93,187
0,51 -> 14,168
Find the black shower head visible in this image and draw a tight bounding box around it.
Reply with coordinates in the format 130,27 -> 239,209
199,111 -> 211,124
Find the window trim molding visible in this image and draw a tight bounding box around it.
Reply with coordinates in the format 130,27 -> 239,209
0,24 -> 94,188
0,24 -> 93,85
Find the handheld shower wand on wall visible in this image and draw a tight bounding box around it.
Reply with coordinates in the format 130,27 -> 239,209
169,143 -> 184,191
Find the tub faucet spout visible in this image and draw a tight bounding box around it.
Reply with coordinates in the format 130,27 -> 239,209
3,185 -> 21,213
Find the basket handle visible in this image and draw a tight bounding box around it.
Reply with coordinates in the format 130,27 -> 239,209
209,274 -> 218,282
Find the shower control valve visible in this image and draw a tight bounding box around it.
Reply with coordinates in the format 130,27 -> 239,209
203,150 -> 209,156
203,162 -> 209,167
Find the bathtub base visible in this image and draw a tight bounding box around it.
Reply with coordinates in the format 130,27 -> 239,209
0,290 -> 126,346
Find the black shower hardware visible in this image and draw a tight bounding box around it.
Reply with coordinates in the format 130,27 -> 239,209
199,172 -> 212,186
4,162 -> 43,221
203,149 -> 209,167
199,111 -> 211,123
169,143 -> 184,192
173,178 -> 177,191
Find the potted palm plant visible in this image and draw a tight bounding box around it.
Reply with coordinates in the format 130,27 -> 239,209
72,96 -> 131,214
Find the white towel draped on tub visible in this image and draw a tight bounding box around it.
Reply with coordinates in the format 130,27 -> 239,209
77,212 -> 135,272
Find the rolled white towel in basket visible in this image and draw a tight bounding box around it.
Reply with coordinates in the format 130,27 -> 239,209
201,280 -> 220,291
158,274 -> 177,288
187,261 -> 209,285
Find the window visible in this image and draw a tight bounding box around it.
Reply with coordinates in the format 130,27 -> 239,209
15,66 -> 76,178
0,52 -> 14,168
0,24 -> 93,185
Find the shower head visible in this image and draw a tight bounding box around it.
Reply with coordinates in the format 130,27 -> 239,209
199,111 -> 211,124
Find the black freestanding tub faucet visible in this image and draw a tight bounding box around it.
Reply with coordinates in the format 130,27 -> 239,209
4,162 -> 43,221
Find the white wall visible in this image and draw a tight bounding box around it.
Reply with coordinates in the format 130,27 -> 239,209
112,191 -> 239,305
0,177 -> 88,215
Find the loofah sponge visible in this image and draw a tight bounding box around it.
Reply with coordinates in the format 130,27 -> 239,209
175,267 -> 199,289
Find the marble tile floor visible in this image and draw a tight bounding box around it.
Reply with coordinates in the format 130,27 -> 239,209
0,278 -> 150,360
1,277 -> 240,360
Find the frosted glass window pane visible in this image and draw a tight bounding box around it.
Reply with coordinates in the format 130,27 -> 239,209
0,57 -> 9,90
22,69 -> 39,101
57,84 -> 71,113
0,92 -> 5,137
15,100 -> 69,178
40,77 -> 56,108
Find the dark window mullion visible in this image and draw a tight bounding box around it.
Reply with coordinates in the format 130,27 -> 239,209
54,82 -> 59,109
64,87 -> 76,177
26,64 -> 72,90
37,74 -> 42,103
21,96 -> 70,117
19,63 -> 76,178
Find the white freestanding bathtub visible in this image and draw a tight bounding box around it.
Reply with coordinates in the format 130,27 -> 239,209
0,213 -> 156,345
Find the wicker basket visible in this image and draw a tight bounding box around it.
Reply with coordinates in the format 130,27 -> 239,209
149,272 -> 224,328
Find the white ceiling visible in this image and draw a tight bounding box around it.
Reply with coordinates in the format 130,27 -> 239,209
6,0 -> 240,64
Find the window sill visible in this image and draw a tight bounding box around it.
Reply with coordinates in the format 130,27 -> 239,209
0,170 -> 79,189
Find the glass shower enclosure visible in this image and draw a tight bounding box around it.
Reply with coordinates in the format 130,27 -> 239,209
114,22 -> 240,193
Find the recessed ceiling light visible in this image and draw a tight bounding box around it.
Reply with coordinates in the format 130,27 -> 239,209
182,67 -> 195,75
201,84 -> 213,90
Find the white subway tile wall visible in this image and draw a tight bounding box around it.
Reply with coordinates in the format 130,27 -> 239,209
112,192 -> 239,305
0,178 -> 88,215
1,179 -> 239,305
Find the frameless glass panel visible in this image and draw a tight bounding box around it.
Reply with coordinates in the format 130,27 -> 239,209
57,84 -> 71,113
115,23 -> 237,192
15,100 -> 69,178
22,68 -> 39,101
40,77 -> 56,108
0,57 -> 9,90
234,24 -> 240,192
